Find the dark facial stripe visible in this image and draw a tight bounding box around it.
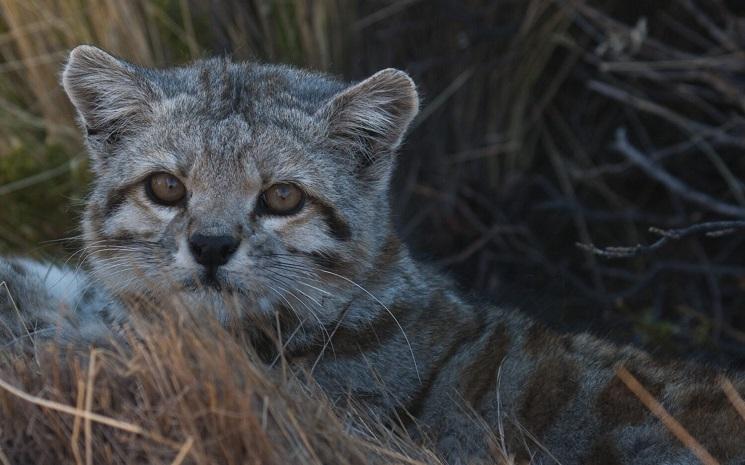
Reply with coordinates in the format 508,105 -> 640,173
219,59 -> 232,114
315,200 -> 351,241
103,185 -> 134,218
88,233 -> 137,261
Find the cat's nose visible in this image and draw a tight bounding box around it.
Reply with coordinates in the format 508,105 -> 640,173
188,234 -> 241,269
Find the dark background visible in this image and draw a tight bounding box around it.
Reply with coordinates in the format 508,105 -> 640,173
1,0 -> 744,366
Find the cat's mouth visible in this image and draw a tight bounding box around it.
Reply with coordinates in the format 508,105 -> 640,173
180,271 -> 242,295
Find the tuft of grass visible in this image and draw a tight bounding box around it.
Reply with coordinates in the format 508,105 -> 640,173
0,304 -> 448,465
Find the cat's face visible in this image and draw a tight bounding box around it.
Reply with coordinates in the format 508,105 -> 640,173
62,46 -> 418,327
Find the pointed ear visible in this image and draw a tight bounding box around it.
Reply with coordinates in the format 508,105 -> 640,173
62,45 -> 157,143
318,68 -> 419,184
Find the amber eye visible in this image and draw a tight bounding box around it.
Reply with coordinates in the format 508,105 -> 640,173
146,172 -> 186,206
260,183 -> 305,215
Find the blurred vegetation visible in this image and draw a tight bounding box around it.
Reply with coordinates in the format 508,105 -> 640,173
1,0 -> 745,364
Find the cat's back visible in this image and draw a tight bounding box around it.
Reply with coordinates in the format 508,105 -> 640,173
419,301 -> 745,465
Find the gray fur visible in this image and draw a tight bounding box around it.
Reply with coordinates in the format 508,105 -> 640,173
0,258 -> 120,348
60,46 -> 417,344
1,46 -> 743,465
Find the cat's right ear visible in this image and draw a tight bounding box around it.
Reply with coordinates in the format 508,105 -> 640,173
62,45 -> 157,145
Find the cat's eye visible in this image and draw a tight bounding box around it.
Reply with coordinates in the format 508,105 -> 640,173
260,183 -> 305,215
146,172 -> 186,206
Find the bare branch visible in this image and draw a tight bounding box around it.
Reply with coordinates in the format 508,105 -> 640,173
589,83 -> 745,149
578,221 -> 745,258
612,128 -> 745,218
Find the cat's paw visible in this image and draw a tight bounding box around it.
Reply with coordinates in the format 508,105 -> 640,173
0,258 -> 116,349
0,258 -> 51,347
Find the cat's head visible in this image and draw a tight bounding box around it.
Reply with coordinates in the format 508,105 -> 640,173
62,45 -> 418,328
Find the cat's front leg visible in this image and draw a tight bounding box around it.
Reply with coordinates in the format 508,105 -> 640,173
0,258 -> 119,349
0,257 -> 56,346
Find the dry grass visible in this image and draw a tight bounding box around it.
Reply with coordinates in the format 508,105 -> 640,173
0,0 -> 352,149
0,305 -> 445,465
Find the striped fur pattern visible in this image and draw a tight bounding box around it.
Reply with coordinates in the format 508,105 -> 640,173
1,46 -> 744,464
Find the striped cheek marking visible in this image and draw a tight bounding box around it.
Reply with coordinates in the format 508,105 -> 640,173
102,189 -> 177,239
263,199 -> 351,248
104,186 -> 130,219
315,200 -> 351,242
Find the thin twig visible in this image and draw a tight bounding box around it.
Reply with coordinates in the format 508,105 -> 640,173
169,437 -> 194,465
0,375 -> 180,448
85,350 -> 100,465
354,0 -> 424,29
615,366 -> 720,465
436,224 -> 525,266
410,68 -> 475,131
578,221 -> 745,258
70,380 -> 85,465
0,281 -> 34,357
0,156 -> 83,197
346,436 -> 432,465
0,444 -> 10,465
612,128 -> 745,218
720,377 -> 745,424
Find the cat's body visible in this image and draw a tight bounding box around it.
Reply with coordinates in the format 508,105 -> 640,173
1,46 -> 744,464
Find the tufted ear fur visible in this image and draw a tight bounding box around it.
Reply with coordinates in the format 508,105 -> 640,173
62,45 -> 157,146
317,68 -> 419,186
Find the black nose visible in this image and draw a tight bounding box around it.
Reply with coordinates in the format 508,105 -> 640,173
189,234 -> 240,269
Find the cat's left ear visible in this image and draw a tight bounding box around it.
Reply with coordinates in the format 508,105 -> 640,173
318,68 -> 419,186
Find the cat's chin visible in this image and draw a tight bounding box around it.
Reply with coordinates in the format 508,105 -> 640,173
178,275 -> 245,296
163,286 -> 253,324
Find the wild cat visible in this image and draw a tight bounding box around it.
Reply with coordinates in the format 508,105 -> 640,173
1,45 -> 744,465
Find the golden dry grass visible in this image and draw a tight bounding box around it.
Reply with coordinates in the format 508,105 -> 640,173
0,0 -> 351,150
0,304 -> 445,465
